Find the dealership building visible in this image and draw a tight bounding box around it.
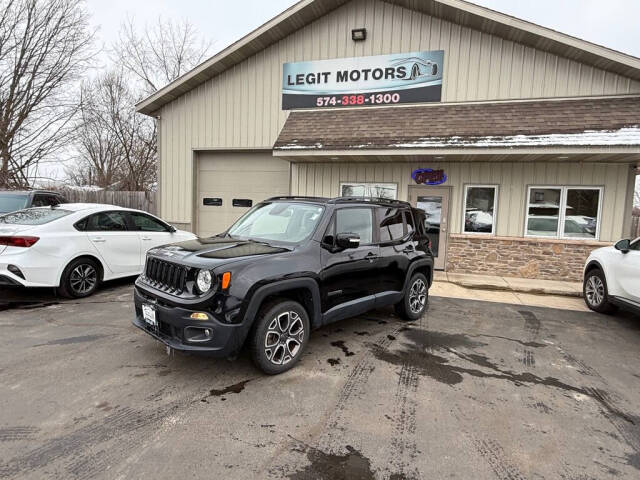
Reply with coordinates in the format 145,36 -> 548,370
136,0 -> 640,280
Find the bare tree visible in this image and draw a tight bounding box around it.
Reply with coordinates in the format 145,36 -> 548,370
71,71 -> 156,191
0,0 -> 95,188
70,74 -> 125,188
113,16 -> 213,95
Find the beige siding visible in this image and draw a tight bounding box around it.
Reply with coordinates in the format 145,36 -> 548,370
291,161 -> 632,242
158,0 -> 640,222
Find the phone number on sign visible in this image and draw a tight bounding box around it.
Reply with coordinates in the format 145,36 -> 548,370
316,92 -> 401,107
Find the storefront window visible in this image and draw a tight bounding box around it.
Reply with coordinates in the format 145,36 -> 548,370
564,189 -> 600,239
463,185 -> 497,234
340,182 -> 397,199
526,186 -> 601,239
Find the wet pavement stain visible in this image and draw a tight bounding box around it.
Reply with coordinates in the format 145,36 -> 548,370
33,334 -> 108,347
372,328 -> 640,438
287,445 -> 375,480
202,380 -> 251,402
387,335 -> 396,341
627,452 -> 640,471
354,331 -> 370,336
330,341 -> 355,357
327,358 -> 341,367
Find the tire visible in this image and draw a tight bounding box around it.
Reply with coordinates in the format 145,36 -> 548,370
583,268 -> 616,314
395,272 -> 429,321
58,258 -> 101,299
249,299 -> 311,375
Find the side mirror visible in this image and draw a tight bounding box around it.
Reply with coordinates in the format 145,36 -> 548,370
614,239 -> 631,254
336,232 -> 360,250
168,225 -> 177,233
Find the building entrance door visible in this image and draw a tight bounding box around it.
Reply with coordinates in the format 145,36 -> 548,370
409,186 -> 451,270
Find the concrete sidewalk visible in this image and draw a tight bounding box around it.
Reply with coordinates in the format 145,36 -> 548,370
434,271 -> 582,297
431,271 -> 588,312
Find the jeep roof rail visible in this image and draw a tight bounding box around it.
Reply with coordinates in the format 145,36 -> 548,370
265,196 -> 330,202
328,196 -> 411,207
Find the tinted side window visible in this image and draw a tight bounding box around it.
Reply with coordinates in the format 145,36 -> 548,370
377,207 -> 405,242
31,195 -> 48,207
86,212 -> 127,231
404,210 -> 415,234
336,208 -> 373,244
631,239 -> 640,251
129,212 -> 167,232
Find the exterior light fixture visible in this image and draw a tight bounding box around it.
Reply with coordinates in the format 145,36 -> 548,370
351,28 -> 367,41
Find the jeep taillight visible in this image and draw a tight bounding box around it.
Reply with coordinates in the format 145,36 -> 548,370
0,236 -> 40,248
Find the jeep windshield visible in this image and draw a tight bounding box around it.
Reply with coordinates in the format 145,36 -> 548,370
226,202 -> 324,244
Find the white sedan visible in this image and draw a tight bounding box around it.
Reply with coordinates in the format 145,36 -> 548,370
0,204 -> 196,297
583,237 -> 640,314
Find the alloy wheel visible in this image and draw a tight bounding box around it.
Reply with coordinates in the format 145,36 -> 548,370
409,278 -> 427,314
264,311 -> 305,365
585,275 -> 605,307
69,264 -> 97,295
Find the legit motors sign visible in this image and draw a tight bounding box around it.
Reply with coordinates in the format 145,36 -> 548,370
282,50 -> 444,109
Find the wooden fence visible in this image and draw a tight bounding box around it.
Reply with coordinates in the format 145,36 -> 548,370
632,215 -> 640,238
59,189 -> 157,215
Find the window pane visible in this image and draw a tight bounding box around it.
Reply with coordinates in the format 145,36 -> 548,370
336,208 -> 372,244
340,183 -> 397,200
130,213 -> 167,232
341,184 -> 366,197
404,210 -> 415,234
564,189 -> 599,239
378,207 -> 405,242
527,188 -> 561,236
464,187 -> 496,233
0,208 -> 71,225
87,212 -> 127,231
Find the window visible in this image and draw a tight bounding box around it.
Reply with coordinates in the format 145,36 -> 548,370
336,208 -> 373,244
404,210 -> 415,235
526,186 -> 602,239
129,212 -> 168,232
0,193 -> 29,213
340,182 -> 397,200
463,185 -> 497,234
86,212 -> 128,232
377,207 -> 405,242
0,208 -> 71,225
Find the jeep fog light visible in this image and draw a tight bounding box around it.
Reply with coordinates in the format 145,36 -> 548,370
190,312 -> 209,320
196,269 -> 212,293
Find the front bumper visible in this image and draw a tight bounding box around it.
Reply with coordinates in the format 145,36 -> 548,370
132,286 -> 249,357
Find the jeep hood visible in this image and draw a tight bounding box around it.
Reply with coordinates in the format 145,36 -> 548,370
148,237 -> 290,266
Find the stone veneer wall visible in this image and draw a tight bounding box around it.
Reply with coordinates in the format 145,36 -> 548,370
446,234 -> 611,281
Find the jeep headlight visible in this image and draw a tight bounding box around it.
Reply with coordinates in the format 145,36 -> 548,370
196,269 -> 213,293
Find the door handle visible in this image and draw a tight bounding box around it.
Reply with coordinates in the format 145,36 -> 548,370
403,245 -> 415,253
365,252 -> 379,262
142,237 -> 152,241
91,237 -> 106,243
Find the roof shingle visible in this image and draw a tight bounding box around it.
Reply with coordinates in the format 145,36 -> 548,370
274,96 -> 640,150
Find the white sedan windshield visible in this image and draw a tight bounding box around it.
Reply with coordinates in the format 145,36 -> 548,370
0,208 -> 71,225
227,202 -> 324,243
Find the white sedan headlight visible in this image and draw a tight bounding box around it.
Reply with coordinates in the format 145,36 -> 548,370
196,269 -> 213,293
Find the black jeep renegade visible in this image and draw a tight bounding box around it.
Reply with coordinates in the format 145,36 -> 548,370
133,196 -> 434,374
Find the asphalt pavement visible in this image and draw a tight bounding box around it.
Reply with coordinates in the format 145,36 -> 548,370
0,281 -> 639,479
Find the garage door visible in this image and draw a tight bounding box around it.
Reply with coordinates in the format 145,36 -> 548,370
196,152 -> 290,237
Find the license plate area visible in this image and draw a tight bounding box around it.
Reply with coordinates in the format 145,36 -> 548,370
142,304 -> 157,327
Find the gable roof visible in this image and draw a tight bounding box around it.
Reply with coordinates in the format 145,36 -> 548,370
136,0 -> 640,116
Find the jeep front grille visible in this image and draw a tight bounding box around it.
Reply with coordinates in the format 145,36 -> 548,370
144,258 -> 188,293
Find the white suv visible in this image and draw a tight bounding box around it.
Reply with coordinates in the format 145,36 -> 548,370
583,238 -> 640,314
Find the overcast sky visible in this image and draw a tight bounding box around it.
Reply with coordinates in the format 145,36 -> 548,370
86,0 -> 640,61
